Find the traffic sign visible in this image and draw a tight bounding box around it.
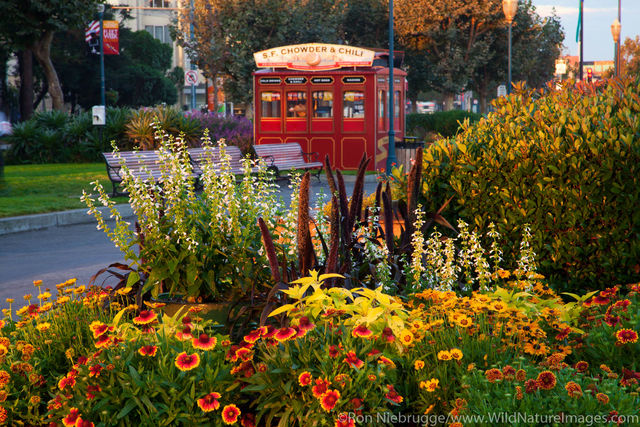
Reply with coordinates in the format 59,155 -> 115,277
555,59 -> 566,75
185,70 -> 199,86
497,84 -> 507,97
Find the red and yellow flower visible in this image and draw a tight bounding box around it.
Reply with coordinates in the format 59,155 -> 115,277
298,371 -> 312,386
352,324 -> 373,339
222,404 -> 241,424
197,392 -> 221,412
565,381 -> 582,398
62,407 -> 81,427
312,378 -> 331,398
615,329 -> 638,345
419,378 -> 439,392
536,371 -> 557,390
320,389 -> 340,412
175,352 -> 200,371
273,327 -> 297,342
133,310 -> 158,325
193,333 -> 217,350
343,351 -> 364,369
138,345 -> 158,357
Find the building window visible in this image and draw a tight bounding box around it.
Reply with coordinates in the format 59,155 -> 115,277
312,91 -> 332,118
343,91 -> 364,118
145,25 -> 172,44
261,92 -> 281,118
149,0 -> 171,7
287,91 -> 307,117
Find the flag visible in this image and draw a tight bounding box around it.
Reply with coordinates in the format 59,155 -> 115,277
85,20 -> 100,42
575,0 -> 582,43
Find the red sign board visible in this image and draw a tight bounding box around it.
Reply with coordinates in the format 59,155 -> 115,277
103,21 -> 119,55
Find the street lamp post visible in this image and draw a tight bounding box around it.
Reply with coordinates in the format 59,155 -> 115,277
386,0 -> 397,174
97,4 -> 106,106
502,0 -> 518,95
611,19 -> 621,77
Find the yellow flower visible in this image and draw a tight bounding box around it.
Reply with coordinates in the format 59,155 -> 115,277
57,296 -> 70,305
33,280 -> 43,287
414,360 -> 425,370
437,350 -> 451,361
419,378 -> 439,392
496,270 -> 511,279
399,329 -> 414,346
5,299 -> 13,304
116,287 -> 133,296
40,303 -> 53,312
450,348 -> 463,360
73,286 -> 86,295
23,294 -> 32,301
36,322 -> 51,332
16,306 -> 29,316
37,292 -> 51,301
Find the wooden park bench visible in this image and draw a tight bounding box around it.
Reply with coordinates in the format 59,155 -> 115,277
103,146 -> 257,196
103,150 -> 201,196
253,142 -> 323,181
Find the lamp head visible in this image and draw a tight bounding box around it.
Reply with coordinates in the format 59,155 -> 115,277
503,0 -> 518,24
611,19 -> 621,43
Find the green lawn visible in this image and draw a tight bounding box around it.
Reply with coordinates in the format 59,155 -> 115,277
0,163 -> 127,218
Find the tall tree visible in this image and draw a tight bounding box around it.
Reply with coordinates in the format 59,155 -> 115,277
468,1 -> 563,112
0,0 -> 103,112
174,0 -> 346,107
620,36 -> 640,76
395,0 -> 504,110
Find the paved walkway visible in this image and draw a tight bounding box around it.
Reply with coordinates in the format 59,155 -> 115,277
0,174 -> 380,311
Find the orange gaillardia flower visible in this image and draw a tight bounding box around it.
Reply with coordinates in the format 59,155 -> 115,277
312,378 -> 331,398
197,392 -> 221,412
138,345 -> 158,357
596,393 -> 610,405
62,407 -> 81,427
574,361 -> 589,373
133,310 -> 158,325
399,329 -> 414,345
243,329 -> 262,344
565,381 -> 583,398
320,389 -> 341,412
298,371 -> 312,386
343,351 -> 364,369
297,316 -> 316,332
385,384 -> 403,403
485,368 -> 503,383
420,378 -> 439,392
615,329 -> 638,344
222,404 -> 241,424
175,352 -> 200,371
75,417 -> 95,427
273,327 -> 297,342
335,416 -> 356,427
536,371 -> 557,390
450,348 -> 463,361
437,350 -> 452,361
89,321 -> 111,339
193,333 -> 217,351
414,360 -> 425,370
352,324 -> 373,339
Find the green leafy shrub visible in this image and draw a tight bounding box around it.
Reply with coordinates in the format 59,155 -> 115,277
406,110 -> 482,141
411,78 -> 640,292
124,106 -> 200,150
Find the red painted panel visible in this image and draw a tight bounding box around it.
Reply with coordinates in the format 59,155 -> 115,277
257,137 -> 283,145
309,137 -> 334,167
260,119 -> 281,133
286,119 -> 307,133
343,119 -> 364,133
340,137 -> 367,169
311,119 -> 333,133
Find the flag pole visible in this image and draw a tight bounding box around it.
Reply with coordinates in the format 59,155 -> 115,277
579,0 -> 584,81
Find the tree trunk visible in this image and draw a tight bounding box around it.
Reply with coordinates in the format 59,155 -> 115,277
31,31 -> 65,111
443,93 -> 454,111
0,47 -> 8,115
18,50 -> 34,121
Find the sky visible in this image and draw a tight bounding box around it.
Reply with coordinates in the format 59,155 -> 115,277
531,0 -> 640,61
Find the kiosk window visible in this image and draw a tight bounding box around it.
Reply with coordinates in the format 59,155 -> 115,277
287,91 -> 307,117
395,90 -> 401,117
378,90 -> 386,118
343,91 -> 364,118
312,91 -> 333,118
261,92 -> 281,118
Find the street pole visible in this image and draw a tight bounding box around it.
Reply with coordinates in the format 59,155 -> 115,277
579,0 -> 584,81
618,0 -> 621,77
190,0 -> 196,111
386,0 -> 397,175
99,5 -> 105,106
507,22 -> 512,94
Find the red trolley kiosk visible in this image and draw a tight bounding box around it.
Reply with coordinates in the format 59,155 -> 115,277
253,43 -> 407,171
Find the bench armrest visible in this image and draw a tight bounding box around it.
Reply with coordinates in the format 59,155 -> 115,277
301,151 -> 320,162
257,154 -> 276,166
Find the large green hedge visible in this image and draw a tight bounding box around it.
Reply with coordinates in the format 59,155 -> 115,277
417,79 -> 640,292
407,110 -> 482,140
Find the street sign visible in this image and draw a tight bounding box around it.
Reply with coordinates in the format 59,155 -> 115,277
497,85 -> 507,97
555,59 -> 567,75
185,70 -> 198,86
92,105 -> 105,125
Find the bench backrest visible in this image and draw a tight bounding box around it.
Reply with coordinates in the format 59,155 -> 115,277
254,142 -> 305,164
188,146 -> 250,174
103,151 -> 165,181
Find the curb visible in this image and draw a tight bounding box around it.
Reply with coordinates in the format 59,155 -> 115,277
0,204 -> 135,236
